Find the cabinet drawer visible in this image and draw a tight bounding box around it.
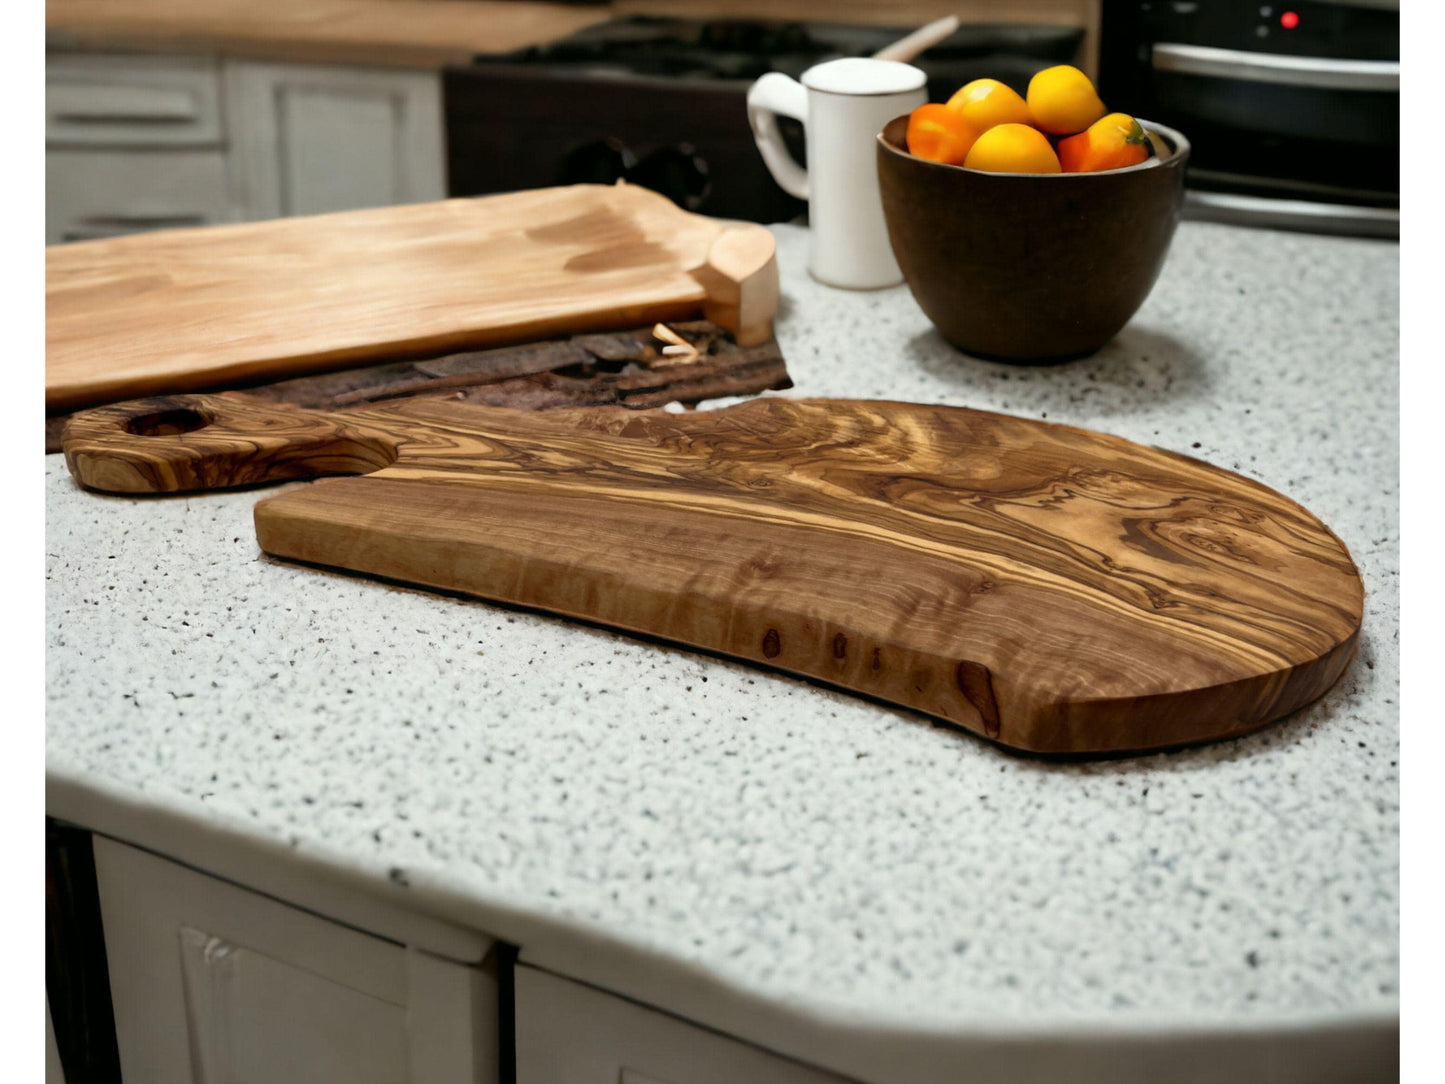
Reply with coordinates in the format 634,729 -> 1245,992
47,53 -> 224,147
45,148 -> 233,244
515,965 -> 854,1084
93,838 -> 498,1084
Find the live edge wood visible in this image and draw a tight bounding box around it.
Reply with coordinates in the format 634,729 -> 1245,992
43,321 -> 793,452
62,395 -> 1363,755
45,184 -> 779,411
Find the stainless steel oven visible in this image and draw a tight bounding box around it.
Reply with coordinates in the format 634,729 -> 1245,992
1099,0 -> 1399,237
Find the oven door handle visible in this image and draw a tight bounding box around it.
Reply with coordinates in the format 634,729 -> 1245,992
1152,43 -> 1399,91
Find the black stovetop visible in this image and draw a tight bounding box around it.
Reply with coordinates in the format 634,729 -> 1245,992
472,16 -> 1083,88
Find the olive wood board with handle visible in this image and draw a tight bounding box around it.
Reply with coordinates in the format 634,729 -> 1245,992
62,394 -> 1363,756
45,183 -> 778,411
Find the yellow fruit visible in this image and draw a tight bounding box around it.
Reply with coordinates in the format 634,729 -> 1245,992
1026,65 -> 1108,136
945,78 -> 1031,134
963,123 -> 1061,174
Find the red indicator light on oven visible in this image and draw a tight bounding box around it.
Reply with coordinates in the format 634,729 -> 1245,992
1280,11 -> 1300,29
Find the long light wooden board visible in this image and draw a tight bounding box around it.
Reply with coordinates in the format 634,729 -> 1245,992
62,393 -> 1363,755
45,183 -> 778,410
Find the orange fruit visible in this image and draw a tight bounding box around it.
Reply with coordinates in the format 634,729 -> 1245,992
963,123 -> 1061,174
944,78 -> 1030,133
904,103 -> 979,166
1058,113 -> 1150,172
1026,65 -> 1107,136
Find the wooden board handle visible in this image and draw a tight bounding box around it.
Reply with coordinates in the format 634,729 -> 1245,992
61,394 -> 395,494
690,225 -> 779,347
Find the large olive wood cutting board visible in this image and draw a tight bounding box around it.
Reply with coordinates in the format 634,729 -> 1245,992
45,184 -> 778,411
63,394 -> 1363,755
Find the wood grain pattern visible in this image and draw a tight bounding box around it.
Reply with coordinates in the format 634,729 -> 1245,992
62,394 -> 1362,755
45,183 -> 778,411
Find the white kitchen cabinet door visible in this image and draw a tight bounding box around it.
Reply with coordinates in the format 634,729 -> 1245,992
93,837 -> 497,1084
515,965 -> 855,1084
223,60 -> 445,221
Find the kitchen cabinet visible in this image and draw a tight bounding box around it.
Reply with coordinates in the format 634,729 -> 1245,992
223,61 -> 445,220
46,52 -> 226,148
46,147 -> 234,244
65,823 -> 871,1084
45,53 -> 233,243
515,966 -> 854,1084
44,52 -> 446,243
91,837 -> 498,1084
77,831 -> 863,1084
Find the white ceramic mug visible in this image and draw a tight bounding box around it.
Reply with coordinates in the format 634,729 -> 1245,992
747,57 -> 927,290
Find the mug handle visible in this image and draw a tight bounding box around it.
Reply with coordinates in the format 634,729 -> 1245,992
746,72 -> 809,200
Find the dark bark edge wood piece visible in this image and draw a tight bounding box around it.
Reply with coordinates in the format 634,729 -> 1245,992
61,394 -> 1363,756
45,321 -> 793,453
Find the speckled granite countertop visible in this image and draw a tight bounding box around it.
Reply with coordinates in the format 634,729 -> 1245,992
46,220 -> 1399,1079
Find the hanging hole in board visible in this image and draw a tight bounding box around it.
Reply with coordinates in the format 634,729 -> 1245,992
123,407 -> 212,437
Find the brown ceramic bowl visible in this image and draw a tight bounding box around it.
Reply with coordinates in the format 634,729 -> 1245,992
877,115 -> 1190,362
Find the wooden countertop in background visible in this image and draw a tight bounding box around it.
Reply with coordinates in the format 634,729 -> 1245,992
47,0 -> 1095,70
45,0 -> 616,69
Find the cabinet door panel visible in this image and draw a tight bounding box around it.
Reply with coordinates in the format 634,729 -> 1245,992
93,837 -> 496,1084
515,965 -> 854,1084
177,926 -> 410,1084
279,84 -> 405,216
224,61 -> 445,221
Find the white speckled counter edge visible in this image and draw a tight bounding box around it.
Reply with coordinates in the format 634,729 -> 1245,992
46,767 -> 1397,1084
